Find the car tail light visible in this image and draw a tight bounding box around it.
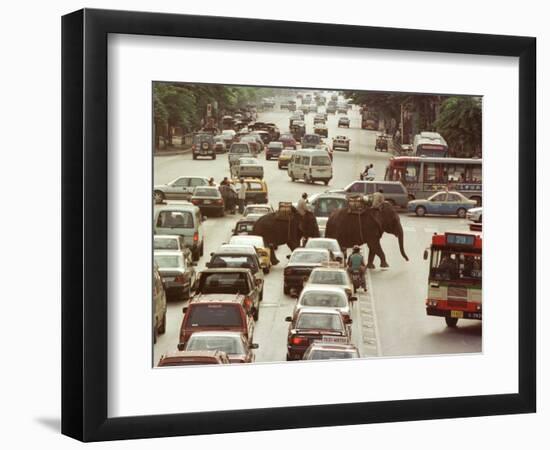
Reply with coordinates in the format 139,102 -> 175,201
193,232 -> 199,242
216,199 -> 223,204
291,336 -> 308,346
284,268 -> 293,276
191,199 -> 199,205
244,297 -> 252,310
174,274 -> 186,283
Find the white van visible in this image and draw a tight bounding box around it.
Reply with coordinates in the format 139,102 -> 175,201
288,149 -> 333,185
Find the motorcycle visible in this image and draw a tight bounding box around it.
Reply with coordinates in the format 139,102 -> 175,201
349,268 -> 366,293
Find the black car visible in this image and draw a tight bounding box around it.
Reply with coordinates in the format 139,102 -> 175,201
338,117 -> 350,128
266,142 -> 284,160
192,133 -> 216,160
283,248 -> 332,295
190,186 -> 225,217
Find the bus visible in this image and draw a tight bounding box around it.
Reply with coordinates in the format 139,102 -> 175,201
424,232 -> 482,327
413,131 -> 448,157
384,156 -> 482,204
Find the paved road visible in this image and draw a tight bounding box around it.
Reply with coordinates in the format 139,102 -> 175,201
153,96 -> 481,365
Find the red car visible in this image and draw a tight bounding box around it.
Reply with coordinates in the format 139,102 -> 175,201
157,350 -> 230,366
279,133 -> 297,149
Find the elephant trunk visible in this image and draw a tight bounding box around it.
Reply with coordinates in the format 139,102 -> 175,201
396,221 -> 409,261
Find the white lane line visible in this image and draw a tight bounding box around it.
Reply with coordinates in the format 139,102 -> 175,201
366,266 -> 383,357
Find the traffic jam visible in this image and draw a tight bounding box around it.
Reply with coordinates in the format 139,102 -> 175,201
153,87 -> 483,367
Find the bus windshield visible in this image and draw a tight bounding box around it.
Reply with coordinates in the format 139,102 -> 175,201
429,249 -> 482,284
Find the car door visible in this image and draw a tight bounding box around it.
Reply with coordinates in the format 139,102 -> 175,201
187,178 -> 206,198
429,193 -> 448,214
445,193 -> 462,215
167,177 -> 190,200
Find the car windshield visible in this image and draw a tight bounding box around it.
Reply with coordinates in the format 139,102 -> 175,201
309,271 -> 347,285
281,134 -> 293,140
245,207 -> 270,215
313,198 -> 347,217
210,255 -> 258,272
308,350 -> 356,360
239,158 -> 257,165
303,135 -> 321,144
296,313 -> 342,330
154,237 -> 179,250
156,211 -> 194,229
154,254 -> 183,269
186,304 -> 243,327
231,144 -> 250,153
230,236 -> 263,247
311,156 -> 331,166
199,273 -> 250,294
290,251 -> 328,264
186,335 -> 245,354
281,151 -> 293,157
301,292 -> 346,307
194,188 -> 219,197
306,240 -> 338,251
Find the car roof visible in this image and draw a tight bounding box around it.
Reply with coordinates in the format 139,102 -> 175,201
314,192 -> 347,200
217,244 -> 258,255
310,267 -> 348,273
186,331 -> 244,338
155,203 -> 198,212
307,237 -> 338,244
161,350 -> 226,359
296,307 -> 343,316
245,203 -> 272,208
154,250 -> 183,257
301,284 -> 347,294
191,293 -> 247,304
307,342 -> 358,351
154,234 -> 180,240
292,248 -> 330,254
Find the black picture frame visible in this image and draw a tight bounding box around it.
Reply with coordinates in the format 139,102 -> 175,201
62,8 -> 536,442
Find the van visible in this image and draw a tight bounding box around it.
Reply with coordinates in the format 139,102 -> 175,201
153,203 -> 205,261
343,180 -> 409,208
153,262 -> 167,343
288,149 -> 333,185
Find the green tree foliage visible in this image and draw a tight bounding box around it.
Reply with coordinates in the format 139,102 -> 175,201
434,96 -> 482,157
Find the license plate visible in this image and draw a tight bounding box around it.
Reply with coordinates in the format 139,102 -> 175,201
204,200 -> 212,204
320,336 -> 348,344
163,277 -> 175,282
450,310 -> 464,318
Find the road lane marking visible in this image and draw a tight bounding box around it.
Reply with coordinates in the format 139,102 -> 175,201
365,267 -> 383,357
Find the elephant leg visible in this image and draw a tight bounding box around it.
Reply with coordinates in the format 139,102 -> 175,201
366,246 -> 376,269
269,244 -> 279,265
371,240 -> 389,268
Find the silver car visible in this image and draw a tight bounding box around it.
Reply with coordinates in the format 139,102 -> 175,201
153,235 -> 193,264
295,285 -> 354,324
304,238 -> 345,264
228,142 -> 254,166
184,331 -> 258,363
233,157 -> 264,179
466,206 -> 482,223
305,267 -> 354,300
153,176 -> 210,203
153,250 -> 197,300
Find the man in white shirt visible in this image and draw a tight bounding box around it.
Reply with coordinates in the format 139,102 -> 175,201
237,178 -> 247,213
367,164 -> 377,179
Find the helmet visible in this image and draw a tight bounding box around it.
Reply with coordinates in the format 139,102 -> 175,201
353,245 -> 361,252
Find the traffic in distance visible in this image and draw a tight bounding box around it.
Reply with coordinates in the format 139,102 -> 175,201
153,87 -> 483,366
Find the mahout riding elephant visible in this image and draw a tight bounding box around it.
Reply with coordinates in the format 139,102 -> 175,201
252,208 -> 320,264
325,201 -> 408,268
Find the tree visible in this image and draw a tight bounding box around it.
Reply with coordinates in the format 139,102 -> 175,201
434,96 -> 482,157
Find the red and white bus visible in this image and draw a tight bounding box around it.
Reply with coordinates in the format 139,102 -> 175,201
384,156 -> 482,204
424,232 -> 482,327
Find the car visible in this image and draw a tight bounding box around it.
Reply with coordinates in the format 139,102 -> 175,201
313,124 -> 328,138
287,149 -> 333,185
243,204 -> 274,217
338,116 -> 350,127
284,248 -> 332,295
279,133 -> 297,149
278,149 -> 294,169
313,113 -> 326,125
407,191 -> 477,218
295,285 -> 355,324
266,141 -> 284,160
207,244 -> 265,293
466,206 -> 483,223
229,235 -> 272,274
228,142 -> 255,166
153,235 -> 193,264
301,133 -> 323,149
337,105 -> 348,114
153,176 -> 210,203
192,133 -> 216,160
289,121 -> 306,142
304,238 -> 345,264
184,331 -> 258,363
231,178 -> 269,204
153,262 -> 167,343
190,186 -> 225,217
250,130 -> 271,145
232,157 -> 264,179
302,341 -> 360,360
285,308 -> 351,360
305,267 -> 354,300
231,214 -> 264,235
154,203 -> 204,261
153,250 -> 197,300
212,139 -> 226,154
158,350 -> 230,366
342,180 -> 409,208
239,135 -> 262,154
326,103 -> 337,114
332,135 -> 350,151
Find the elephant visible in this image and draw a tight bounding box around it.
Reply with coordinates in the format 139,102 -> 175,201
325,202 -> 408,268
252,208 -> 320,264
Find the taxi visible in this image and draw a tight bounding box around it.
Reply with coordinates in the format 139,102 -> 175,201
231,177 -> 269,204
278,149 -> 294,169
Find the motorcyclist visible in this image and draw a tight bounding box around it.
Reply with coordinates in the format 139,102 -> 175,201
347,245 -> 366,291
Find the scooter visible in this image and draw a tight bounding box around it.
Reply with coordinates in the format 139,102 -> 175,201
349,269 -> 366,294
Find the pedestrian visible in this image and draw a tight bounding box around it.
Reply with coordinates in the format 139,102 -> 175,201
208,177 -> 215,186
372,188 -> 385,208
297,192 -> 309,216
366,164 -> 376,180
220,176 -> 229,186
237,178 -> 247,213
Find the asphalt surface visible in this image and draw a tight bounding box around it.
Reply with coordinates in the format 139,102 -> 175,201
153,98 -> 482,365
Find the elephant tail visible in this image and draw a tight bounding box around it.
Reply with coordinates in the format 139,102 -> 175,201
397,221 -> 409,261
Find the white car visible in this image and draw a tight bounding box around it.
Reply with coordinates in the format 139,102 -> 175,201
294,285 -> 355,324
153,176 -> 210,203
305,267 -> 354,299
233,157 -> 264,179
243,204 -> 274,217
466,206 -> 482,223
305,238 -> 345,264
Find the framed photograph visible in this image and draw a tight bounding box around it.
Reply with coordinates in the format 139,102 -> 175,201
62,8 -> 536,442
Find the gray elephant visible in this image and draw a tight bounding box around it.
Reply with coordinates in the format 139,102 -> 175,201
325,202 -> 408,268
252,208 -> 320,264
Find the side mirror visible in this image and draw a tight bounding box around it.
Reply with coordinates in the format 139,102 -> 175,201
249,343 -> 259,349
350,296 -> 358,302
182,306 -> 188,314
423,250 -> 429,260
285,316 -> 292,322
347,319 -> 353,324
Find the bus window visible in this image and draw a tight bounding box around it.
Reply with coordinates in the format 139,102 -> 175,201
405,163 -> 419,182
470,166 -> 482,182
423,163 -> 437,182
447,164 -> 465,182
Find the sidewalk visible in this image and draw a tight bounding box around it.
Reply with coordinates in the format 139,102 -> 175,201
153,145 -> 192,156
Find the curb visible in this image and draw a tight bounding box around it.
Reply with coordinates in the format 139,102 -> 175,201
154,147 -> 192,157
